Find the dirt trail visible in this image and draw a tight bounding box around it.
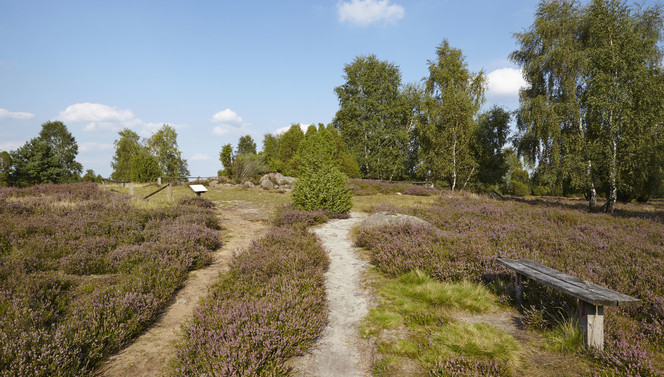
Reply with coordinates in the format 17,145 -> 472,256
290,212 -> 373,377
98,201 -> 268,377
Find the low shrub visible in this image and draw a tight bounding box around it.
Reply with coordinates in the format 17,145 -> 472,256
0,183 -> 220,376
356,196 -> 664,375
172,226 -> 329,376
292,167 -> 352,214
273,205 -> 328,227
402,185 -> 439,196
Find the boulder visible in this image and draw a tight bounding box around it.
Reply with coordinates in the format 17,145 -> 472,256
259,173 -> 296,190
261,179 -> 275,190
243,181 -> 255,188
360,211 -> 444,237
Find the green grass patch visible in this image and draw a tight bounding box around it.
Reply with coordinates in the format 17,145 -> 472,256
544,319 -> 584,353
364,270 -> 520,376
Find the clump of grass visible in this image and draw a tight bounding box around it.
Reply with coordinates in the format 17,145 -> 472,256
362,270 -> 518,376
545,319 -> 584,353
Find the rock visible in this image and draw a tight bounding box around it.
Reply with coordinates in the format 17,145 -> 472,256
243,181 -> 255,188
261,179 -> 275,190
209,180 -> 219,187
360,211 -> 445,237
259,173 -> 296,190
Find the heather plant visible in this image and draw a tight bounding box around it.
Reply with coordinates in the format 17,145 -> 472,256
356,194 -> 664,375
0,183 -> 220,376
272,204 -> 328,227
171,225 -> 329,376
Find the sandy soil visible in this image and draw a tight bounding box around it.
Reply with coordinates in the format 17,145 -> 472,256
289,212 -> 374,377
97,201 -> 268,377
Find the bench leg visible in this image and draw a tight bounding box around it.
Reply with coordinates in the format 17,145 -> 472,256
515,273 -> 523,305
579,301 -> 604,351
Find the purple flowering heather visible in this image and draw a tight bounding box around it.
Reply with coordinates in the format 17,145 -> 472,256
357,195 -> 664,375
172,225 -> 329,376
0,183 -> 220,376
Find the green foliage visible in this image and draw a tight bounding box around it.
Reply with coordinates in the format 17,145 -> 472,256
237,135 -> 257,156
231,154 -> 267,183
147,124 -> 189,178
112,126 -> 187,182
262,133 -> 280,171
0,151 -> 12,187
333,54 -> 414,180
111,128 -> 141,181
219,144 -> 233,177
512,0 -> 664,206
510,169 -> 531,196
475,106 -> 511,188
81,169 -> 101,183
418,40 -> 485,191
278,125 -> 305,176
37,121 -> 83,183
8,138 -> 60,187
291,127 -> 352,214
7,121 -> 83,187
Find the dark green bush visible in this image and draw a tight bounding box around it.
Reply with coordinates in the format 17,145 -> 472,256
292,167 -> 352,214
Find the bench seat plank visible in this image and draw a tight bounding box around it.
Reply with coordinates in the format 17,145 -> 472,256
496,258 -> 640,306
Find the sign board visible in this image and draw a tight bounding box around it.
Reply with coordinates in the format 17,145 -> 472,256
189,184 -> 208,196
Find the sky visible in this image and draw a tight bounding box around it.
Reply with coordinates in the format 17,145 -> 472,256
0,0 -> 572,177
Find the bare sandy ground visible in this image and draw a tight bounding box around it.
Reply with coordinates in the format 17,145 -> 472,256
97,202 -> 268,377
289,212 -> 373,377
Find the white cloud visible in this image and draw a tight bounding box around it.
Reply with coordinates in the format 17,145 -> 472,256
189,153 -> 211,161
57,102 -> 174,136
274,123 -> 310,135
0,108 -> 35,120
337,0 -> 404,27
59,102 -> 134,124
211,108 -> 243,124
486,68 -> 527,97
211,108 -> 250,136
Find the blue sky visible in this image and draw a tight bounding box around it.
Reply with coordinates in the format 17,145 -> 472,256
1,0 -> 561,177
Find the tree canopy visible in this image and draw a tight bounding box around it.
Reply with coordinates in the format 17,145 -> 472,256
417,40 -> 486,191
7,121 -> 82,187
333,55 -> 413,180
110,127 -> 179,183
512,0 -> 664,209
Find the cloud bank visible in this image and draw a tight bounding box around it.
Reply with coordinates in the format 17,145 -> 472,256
337,0 -> 404,27
58,102 -> 169,135
0,108 -> 35,120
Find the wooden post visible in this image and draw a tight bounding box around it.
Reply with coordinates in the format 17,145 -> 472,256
515,273 -> 523,305
129,182 -> 134,196
579,301 -> 604,351
168,184 -> 173,202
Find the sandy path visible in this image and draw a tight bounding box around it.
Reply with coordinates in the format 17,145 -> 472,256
98,203 -> 268,377
290,212 -> 373,377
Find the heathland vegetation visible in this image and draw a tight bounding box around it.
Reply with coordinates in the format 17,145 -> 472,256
1,0 -> 664,376
0,183 -> 220,376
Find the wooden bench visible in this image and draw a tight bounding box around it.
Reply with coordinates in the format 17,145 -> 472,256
496,258 -> 640,351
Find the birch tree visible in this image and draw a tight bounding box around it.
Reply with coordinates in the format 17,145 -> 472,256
418,40 -> 485,191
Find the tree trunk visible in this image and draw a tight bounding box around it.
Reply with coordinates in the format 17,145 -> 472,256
461,165 -> 475,192
451,124 -> 457,192
588,160 -> 597,209
605,137 -> 617,214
